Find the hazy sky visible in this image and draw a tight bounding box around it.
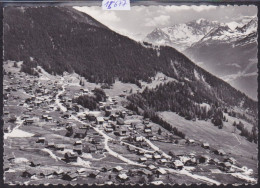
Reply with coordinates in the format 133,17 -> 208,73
74,5 -> 257,40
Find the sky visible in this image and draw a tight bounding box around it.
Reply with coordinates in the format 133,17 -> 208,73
74,5 -> 257,41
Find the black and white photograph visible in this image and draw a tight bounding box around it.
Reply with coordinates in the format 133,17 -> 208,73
2,1 -> 258,185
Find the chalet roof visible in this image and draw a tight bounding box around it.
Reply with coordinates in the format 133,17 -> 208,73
75,129 -> 87,134
113,166 -> 123,171
148,164 -> 157,170
117,173 -> 128,180
173,160 -> 184,167
156,168 -> 167,174
96,117 -> 104,122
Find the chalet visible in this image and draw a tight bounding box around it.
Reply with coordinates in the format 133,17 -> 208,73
64,152 -> 78,163
36,137 -> 45,144
127,111 -> 133,116
209,158 -> 220,165
39,170 -> 53,178
112,166 -> 123,172
87,114 -> 96,121
127,145 -> 136,152
88,170 -> 100,178
120,111 -> 126,118
74,129 -> 87,139
117,173 -> 129,182
42,115 -> 48,120
160,158 -> 168,164
3,111 -> 9,115
138,169 -> 153,176
186,139 -> 195,144
177,139 -> 186,145
143,118 -> 150,125
224,157 -> 236,164
137,150 -> 145,155
214,149 -> 226,156
55,144 -> 65,151
73,146 -> 82,155
24,118 -> 34,125
219,162 -> 232,172
21,170 -> 35,178
135,135 -> 144,142
30,161 -> 40,167
155,168 -> 167,176
53,169 -> 64,176
96,117 -> 104,125
145,124 -> 152,130
172,160 -> 184,170
147,164 -> 157,171
144,128 -> 152,133
104,124 -> 113,132
62,172 -> 78,181
45,142 -> 55,149
91,136 -> 102,144
117,118 -> 124,125
153,154 -> 162,160
202,142 -> 210,149
46,116 -> 53,122
144,154 -> 153,159
118,127 -> 128,136
139,157 -> 147,163
83,144 -> 97,153
74,140 -> 82,146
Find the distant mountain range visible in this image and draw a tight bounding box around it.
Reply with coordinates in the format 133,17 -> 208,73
3,7 -> 257,117
144,17 -> 258,100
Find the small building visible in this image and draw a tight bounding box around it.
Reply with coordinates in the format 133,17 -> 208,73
139,157 -> 147,163
74,129 -> 87,139
112,166 -> 123,172
153,154 -> 161,160
55,144 -> 65,151
172,160 -> 184,170
214,149 -> 226,156
88,170 -> 100,178
36,137 -> 45,143
83,144 -> 97,153
147,164 -> 157,171
117,173 -> 129,182
74,140 -> 82,146
202,143 -> 210,149
209,158 -> 220,165
73,146 -> 82,155
117,118 -> 124,125
24,118 -> 34,125
96,117 -> 104,125
62,172 -> 78,181
64,152 -> 78,163
186,139 -> 195,144
155,168 -> 167,176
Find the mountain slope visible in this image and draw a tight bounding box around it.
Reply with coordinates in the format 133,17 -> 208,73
4,7 -> 257,116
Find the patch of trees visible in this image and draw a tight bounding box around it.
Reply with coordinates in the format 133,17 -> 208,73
72,95 -> 97,111
233,121 -> 258,143
20,63 -> 39,77
72,88 -> 106,110
127,81 -> 227,128
93,88 -> 106,102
